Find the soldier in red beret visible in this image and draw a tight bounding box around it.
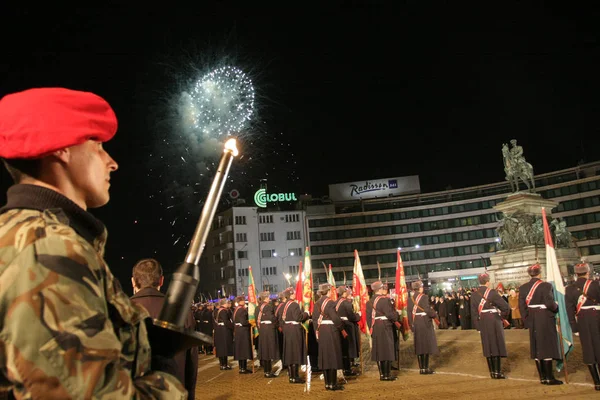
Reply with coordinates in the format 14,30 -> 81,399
518,263 -> 563,385
566,262 -> 600,391
0,88 -> 187,398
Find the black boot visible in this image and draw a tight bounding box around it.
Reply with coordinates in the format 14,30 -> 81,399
492,357 -> 505,379
380,361 -> 397,381
423,354 -> 435,375
220,357 -> 231,370
342,357 -> 357,377
377,362 -> 383,379
590,364 -> 600,391
289,365 -> 305,383
239,360 -> 252,374
264,360 -> 276,378
542,360 -> 562,385
535,359 -> 543,383
325,369 -> 344,391
323,368 -> 331,389
486,357 -> 494,379
417,354 -> 424,374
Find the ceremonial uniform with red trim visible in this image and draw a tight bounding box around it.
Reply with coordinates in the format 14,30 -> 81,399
281,300 -> 309,366
470,286 -> 509,357
213,307 -> 234,357
233,305 -> 253,361
255,302 -> 280,360
312,296 -> 344,370
566,277 -> 600,364
335,297 -> 361,359
408,293 -> 439,355
518,278 -> 561,360
366,294 -> 399,361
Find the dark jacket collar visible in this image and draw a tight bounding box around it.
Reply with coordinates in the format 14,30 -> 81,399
131,287 -> 164,299
0,184 -> 106,245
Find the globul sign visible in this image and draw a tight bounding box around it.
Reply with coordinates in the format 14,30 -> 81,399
254,188 -> 297,208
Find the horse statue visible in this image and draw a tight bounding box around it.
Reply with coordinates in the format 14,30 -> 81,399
502,140 -> 535,193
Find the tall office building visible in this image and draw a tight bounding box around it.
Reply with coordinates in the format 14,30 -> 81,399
306,161 -> 600,291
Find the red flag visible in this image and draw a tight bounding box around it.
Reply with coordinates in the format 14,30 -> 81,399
352,250 -> 369,336
395,250 -> 410,340
295,261 -> 303,304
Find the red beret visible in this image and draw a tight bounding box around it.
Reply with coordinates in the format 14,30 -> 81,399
0,88 -> 117,159
527,263 -> 542,276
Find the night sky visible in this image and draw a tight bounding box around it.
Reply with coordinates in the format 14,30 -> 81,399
2,3 -> 600,292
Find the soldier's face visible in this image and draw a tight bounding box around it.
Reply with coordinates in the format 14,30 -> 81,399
64,140 -> 118,209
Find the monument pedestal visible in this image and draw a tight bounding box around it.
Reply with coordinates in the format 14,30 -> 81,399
489,192 -> 580,287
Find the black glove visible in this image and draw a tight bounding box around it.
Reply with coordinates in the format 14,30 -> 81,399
151,355 -> 179,378
570,322 -> 579,334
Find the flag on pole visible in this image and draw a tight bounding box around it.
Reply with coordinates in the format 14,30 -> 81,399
395,249 -> 410,341
302,247 -> 314,330
247,266 -> 259,338
542,207 -> 573,372
327,264 -> 338,301
295,261 -> 304,305
377,261 -> 381,280
352,250 -> 370,337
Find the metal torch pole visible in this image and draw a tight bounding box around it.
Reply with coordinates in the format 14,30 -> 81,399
158,138 -> 239,327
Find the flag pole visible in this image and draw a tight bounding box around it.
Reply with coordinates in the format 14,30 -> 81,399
251,328 -> 255,374
556,315 -> 569,383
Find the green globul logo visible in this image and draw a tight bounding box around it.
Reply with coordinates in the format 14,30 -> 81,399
254,188 -> 298,208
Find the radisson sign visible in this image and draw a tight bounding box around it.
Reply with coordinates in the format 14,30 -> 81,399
254,188 -> 297,208
328,175 -> 421,202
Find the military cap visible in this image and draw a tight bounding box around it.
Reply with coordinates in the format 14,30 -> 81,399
318,283 -> 331,293
336,285 -> 347,296
0,88 -> 117,159
575,262 -> 591,274
411,280 -> 423,290
527,263 -> 542,277
283,288 -> 295,298
259,291 -> 270,301
235,296 -> 245,303
371,281 -> 385,291
478,273 -> 490,285
218,298 -> 228,306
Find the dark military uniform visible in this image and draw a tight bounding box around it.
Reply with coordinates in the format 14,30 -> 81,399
366,292 -> 400,381
566,276 -> 600,390
313,296 -> 344,370
275,299 -> 286,363
213,306 -> 234,369
233,305 -> 253,373
470,285 -> 509,379
281,299 -> 309,383
335,297 -> 360,372
255,301 -> 279,377
518,278 -> 561,360
408,293 -> 439,358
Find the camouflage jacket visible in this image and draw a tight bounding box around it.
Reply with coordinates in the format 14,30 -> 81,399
0,184 -> 186,399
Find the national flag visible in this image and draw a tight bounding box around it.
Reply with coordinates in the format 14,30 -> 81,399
542,207 -> 573,372
328,264 -> 338,301
247,266 -> 259,338
395,249 -> 410,341
301,247 -> 314,330
352,250 -> 370,337
295,261 -> 304,305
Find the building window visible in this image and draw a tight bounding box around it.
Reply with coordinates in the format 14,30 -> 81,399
289,265 -> 299,274
262,267 -> 277,275
286,231 -> 301,240
237,250 -> 248,259
220,267 -> 224,279
261,249 -> 276,258
259,215 -> 273,224
235,215 -> 246,225
236,233 -> 247,242
260,232 -> 275,241
288,248 -> 301,256
285,214 -> 300,223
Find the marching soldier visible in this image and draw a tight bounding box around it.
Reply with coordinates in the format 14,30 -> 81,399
313,283 -> 347,391
233,296 -> 253,374
0,88 -> 187,398
214,298 -> 234,370
281,288 -> 310,383
518,263 -> 563,385
335,285 -> 361,376
470,273 -> 509,379
256,291 -> 279,377
407,280 -> 438,374
366,281 -> 401,381
566,262 -> 600,391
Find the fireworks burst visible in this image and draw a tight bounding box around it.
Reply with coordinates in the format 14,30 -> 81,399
185,65 -> 255,137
